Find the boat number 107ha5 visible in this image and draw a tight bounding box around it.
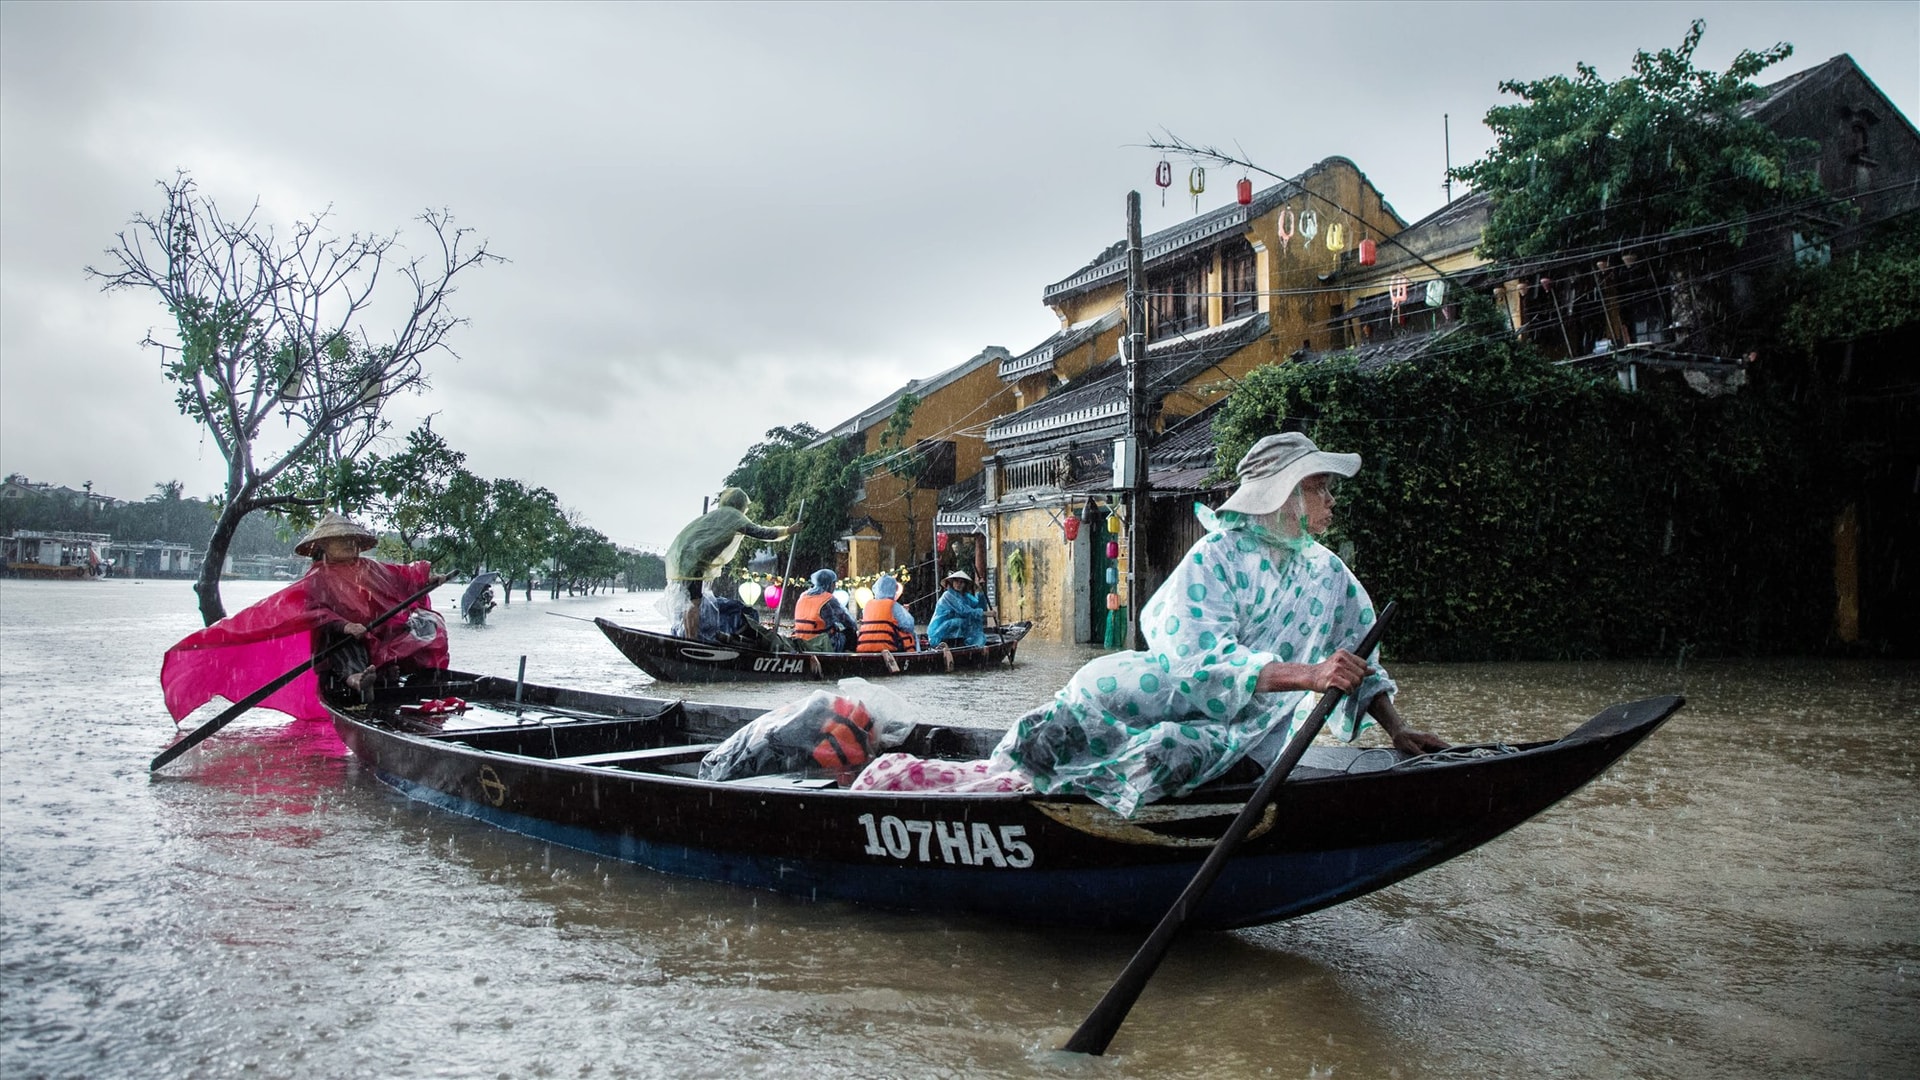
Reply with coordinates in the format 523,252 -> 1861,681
857,813 -> 1035,867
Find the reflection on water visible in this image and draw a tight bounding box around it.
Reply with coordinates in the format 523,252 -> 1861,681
2,578 -> 1915,1078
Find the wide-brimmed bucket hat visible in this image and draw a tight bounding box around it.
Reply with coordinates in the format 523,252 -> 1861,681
294,512 -> 378,557
1217,432 -> 1360,516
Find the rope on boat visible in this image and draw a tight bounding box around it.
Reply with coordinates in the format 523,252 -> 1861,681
1394,743 -> 1522,769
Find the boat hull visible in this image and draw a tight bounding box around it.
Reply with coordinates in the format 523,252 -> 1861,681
594,618 -> 1030,682
330,674 -> 1680,930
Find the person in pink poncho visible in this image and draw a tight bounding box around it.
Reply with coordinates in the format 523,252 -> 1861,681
160,513 -> 451,724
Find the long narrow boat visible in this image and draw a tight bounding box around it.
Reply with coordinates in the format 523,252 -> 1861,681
327,669 -> 1682,931
594,617 -> 1031,682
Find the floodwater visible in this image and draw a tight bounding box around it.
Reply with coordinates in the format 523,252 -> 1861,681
2,577 -> 1915,1080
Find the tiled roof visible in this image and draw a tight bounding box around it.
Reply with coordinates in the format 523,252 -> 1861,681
999,310 -> 1122,381
987,313 -> 1269,449
808,345 -> 1013,448
1043,158 -> 1400,304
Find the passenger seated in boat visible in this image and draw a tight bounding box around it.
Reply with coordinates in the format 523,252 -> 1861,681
664,488 -> 800,640
853,433 -> 1446,816
855,573 -> 916,653
792,568 -> 860,652
926,570 -> 986,648
159,513 -> 451,724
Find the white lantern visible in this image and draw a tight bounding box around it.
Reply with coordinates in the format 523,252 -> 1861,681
737,581 -> 762,607
833,589 -> 852,608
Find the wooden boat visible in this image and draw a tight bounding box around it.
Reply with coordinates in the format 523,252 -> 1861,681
593,617 -> 1032,682
326,668 -> 1682,931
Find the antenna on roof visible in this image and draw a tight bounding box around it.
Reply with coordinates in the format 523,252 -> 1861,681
1444,113 -> 1454,206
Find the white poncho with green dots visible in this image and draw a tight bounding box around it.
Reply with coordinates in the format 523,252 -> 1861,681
988,504 -> 1395,817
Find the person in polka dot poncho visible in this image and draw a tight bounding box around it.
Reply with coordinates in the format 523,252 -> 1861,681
986,433 -> 1446,816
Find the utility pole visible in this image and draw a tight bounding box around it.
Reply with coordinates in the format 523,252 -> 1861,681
1123,191 -> 1149,650
1444,113 -> 1454,205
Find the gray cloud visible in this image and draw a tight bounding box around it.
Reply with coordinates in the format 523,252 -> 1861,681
4,0 -> 1914,547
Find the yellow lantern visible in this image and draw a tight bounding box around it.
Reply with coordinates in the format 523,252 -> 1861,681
852,586 -> 874,608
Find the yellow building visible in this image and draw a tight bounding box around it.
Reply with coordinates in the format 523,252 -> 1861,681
977,157 -> 1407,643
813,346 -> 1016,589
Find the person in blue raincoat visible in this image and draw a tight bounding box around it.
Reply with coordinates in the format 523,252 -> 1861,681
925,569 -> 987,647
985,432 -> 1447,816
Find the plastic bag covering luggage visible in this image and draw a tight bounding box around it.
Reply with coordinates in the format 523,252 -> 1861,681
698,678 -> 919,781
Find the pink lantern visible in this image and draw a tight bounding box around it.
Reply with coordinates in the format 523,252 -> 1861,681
763,583 -> 782,608
1106,540 -> 1119,558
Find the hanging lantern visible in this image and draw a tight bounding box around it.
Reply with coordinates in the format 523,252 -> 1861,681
737,581 -> 762,607
1276,207 -> 1296,254
1236,177 -> 1252,205
1389,275 -> 1410,308
1106,540 -> 1119,559
833,588 -> 851,609
1425,279 -> 1448,308
1063,514 -> 1080,542
763,583 -> 782,609
1358,238 -> 1377,266
1188,166 -> 1206,212
936,532 -> 949,553
1298,209 -> 1319,244
1155,160 -> 1173,206
1326,222 -> 1346,252
1105,566 -> 1118,585
1106,592 -> 1121,611
1109,512 -> 1123,534
852,585 -> 873,608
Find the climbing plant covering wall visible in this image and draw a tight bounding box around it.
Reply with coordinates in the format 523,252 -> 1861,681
1212,306 -> 1846,661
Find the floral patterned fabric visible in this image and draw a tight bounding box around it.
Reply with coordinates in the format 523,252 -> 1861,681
851,752 -> 1032,794
984,505 -> 1394,816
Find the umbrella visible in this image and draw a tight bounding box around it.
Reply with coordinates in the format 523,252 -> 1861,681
460,572 -> 501,617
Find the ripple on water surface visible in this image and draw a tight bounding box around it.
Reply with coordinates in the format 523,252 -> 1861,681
2,578 -> 1916,1078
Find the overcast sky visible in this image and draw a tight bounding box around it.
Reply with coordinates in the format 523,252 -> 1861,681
3,2 -> 1914,551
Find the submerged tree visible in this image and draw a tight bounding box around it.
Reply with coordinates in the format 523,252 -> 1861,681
88,174 -> 499,625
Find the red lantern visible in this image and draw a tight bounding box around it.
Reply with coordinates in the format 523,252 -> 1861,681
1063,515 -> 1080,542
936,532 -> 949,553
1106,540 -> 1119,559
1236,177 -> 1252,205
1358,238 -> 1377,266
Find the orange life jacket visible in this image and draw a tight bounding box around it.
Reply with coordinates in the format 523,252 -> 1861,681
811,697 -> 874,770
856,598 -> 914,652
792,591 -> 832,639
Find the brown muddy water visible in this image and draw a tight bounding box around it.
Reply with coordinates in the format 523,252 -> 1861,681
2,578 -> 1915,1079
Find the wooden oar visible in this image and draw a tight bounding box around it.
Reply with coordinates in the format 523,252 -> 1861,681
150,578 -> 444,772
773,498 -> 806,636
1061,600 -> 1398,1056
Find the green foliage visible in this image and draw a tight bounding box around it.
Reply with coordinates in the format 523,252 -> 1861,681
1452,20 -> 1820,260
725,423 -> 862,572
0,481 -> 286,557
1212,308 -> 1845,660
1778,212 -> 1920,351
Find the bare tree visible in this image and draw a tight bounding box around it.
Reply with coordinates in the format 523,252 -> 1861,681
88,173 -> 500,625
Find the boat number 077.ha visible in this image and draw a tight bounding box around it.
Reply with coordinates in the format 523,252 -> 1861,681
857,813 -> 1036,867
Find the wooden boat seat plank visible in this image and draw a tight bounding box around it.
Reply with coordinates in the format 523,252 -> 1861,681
553,743 -> 721,767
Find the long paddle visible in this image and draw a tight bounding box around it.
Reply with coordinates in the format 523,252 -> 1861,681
1061,600 -> 1399,1056
773,498 -> 805,636
150,577 -> 444,772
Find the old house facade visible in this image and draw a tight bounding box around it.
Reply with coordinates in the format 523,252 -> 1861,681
973,157 -> 1407,642
814,346 -> 1015,588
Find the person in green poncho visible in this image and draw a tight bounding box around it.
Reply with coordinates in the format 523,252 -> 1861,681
663,487 -> 800,639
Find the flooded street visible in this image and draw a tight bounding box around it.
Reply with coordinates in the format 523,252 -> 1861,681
3,577 -> 1915,1079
